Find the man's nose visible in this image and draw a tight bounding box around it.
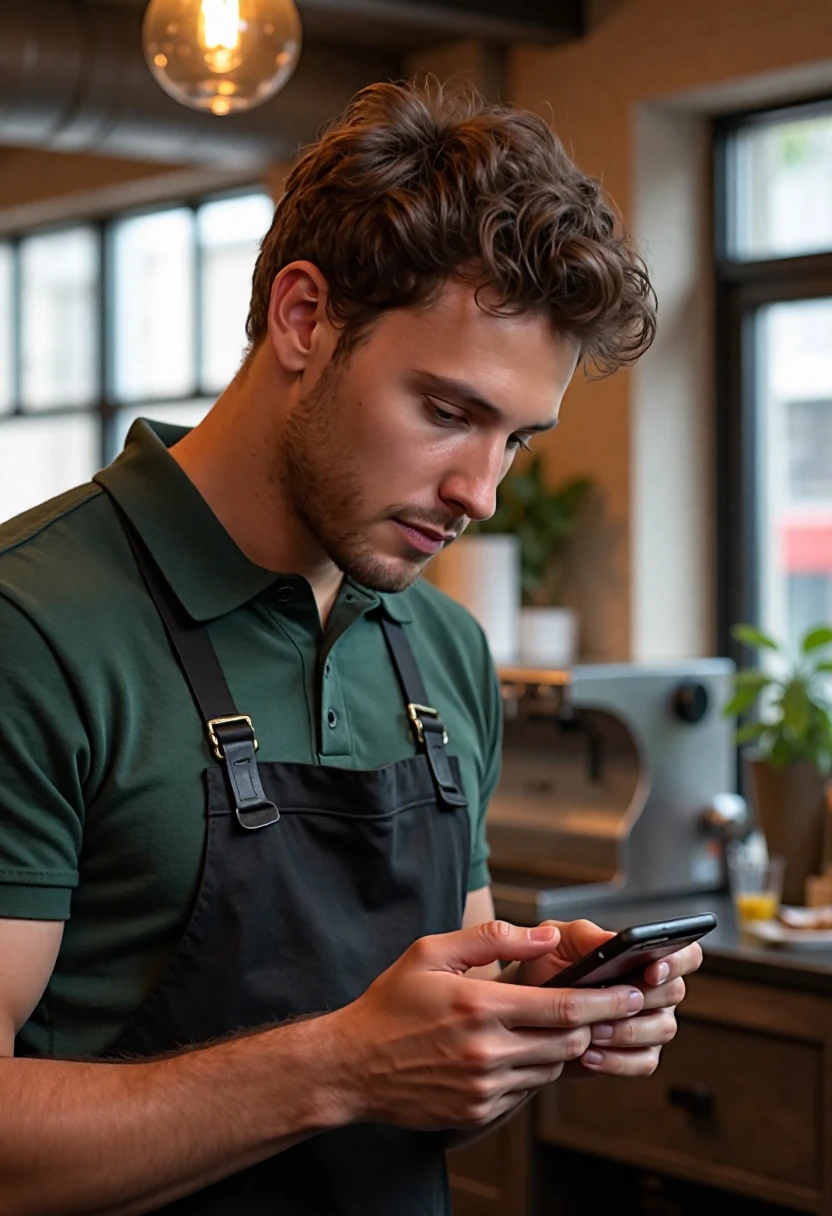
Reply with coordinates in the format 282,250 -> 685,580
439,440 -> 508,524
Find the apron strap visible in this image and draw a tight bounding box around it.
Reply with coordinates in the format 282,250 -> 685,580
378,616 -> 467,809
112,502 -> 280,831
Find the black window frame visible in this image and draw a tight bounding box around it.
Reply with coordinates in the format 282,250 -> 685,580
0,184 -> 268,470
714,95 -> 832,662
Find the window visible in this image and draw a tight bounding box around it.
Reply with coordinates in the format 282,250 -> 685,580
0,189 -> 274,523
787,398 -> 832,500
20,227 -> 99,410
730,110 -> 832,260
716,101 -> 832,660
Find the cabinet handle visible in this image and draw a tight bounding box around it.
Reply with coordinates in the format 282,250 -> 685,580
667,1082 -> 714,1118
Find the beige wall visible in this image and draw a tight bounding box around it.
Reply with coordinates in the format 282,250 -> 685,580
507,0 -> 832,662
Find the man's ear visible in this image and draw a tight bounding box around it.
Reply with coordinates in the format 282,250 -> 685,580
266,261 -> 333,374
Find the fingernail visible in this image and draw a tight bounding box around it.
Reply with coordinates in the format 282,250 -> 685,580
655,962 -> 670,983
584,1050 -> 605,1066
628,989 -> 644,1011
592,1023 -> 614,1041
529,924 -> 557,941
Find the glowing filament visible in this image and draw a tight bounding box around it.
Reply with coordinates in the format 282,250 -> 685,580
199,0 -> 240,52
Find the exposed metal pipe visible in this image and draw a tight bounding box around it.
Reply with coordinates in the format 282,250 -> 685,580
0,0 -> 401,166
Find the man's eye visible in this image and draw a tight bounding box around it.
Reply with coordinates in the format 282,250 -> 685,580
508,435 -> 532,452
429,401 -> 464,427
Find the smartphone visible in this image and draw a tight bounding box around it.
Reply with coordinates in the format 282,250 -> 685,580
541,913 -> 717,989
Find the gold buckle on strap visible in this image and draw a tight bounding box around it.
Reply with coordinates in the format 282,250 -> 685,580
407,703 -> 448,746
207,714 -> 259,762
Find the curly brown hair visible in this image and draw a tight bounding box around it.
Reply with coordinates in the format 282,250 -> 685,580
246,78 -> 656,374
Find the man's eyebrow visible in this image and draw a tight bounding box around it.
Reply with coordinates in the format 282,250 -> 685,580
413,370 -> 559,433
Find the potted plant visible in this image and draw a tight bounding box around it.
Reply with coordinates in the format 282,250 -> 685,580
469,455 -> 593,667
723,622 -> 832,904
430,526 -> 521,666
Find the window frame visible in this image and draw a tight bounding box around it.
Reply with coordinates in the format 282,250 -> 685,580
0,184 -> 268,469
714,96 -> 832,661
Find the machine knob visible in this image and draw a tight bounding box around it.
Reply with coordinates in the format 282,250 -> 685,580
700,792 -> 751,842
671,680 -> 709,723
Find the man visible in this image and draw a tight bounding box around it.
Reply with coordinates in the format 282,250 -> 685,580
0,80 -> 699,1214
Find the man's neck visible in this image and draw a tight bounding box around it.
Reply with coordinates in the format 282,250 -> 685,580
168,375 -> 344,627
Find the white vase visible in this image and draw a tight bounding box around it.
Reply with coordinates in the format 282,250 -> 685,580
430,534 -> 520,665
518,606 -> 578,668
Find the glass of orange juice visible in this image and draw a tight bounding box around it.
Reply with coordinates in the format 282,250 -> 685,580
726,847 -> 785,924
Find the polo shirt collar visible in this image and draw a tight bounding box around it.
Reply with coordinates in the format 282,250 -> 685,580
94,418 -> 415,624
375,589 -> 414,623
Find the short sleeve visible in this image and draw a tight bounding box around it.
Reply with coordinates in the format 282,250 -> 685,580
467,631 -> 502,892
0,594 -> 85,919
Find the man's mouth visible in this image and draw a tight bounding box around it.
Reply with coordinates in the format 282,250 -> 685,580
391,519 -> 456,555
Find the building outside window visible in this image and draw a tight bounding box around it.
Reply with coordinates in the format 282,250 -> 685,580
716,102 -> 832,659
0,189 -> 275,524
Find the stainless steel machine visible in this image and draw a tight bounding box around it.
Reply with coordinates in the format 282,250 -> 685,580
488,660 -> 750,925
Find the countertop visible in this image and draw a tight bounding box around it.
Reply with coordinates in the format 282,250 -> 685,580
548,890 -> 832,996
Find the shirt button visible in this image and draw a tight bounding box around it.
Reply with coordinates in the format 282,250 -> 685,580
327,708 -> 338,729
277,585 -> 295,603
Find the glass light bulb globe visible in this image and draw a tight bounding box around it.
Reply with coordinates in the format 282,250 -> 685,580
142,0 -> 302,116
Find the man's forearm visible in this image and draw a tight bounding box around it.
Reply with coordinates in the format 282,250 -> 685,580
1,1015 -> 354,1216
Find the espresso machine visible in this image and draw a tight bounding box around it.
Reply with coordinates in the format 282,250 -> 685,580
488,659 -> 750,925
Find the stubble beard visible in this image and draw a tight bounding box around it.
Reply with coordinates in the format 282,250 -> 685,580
277,360 -> 428,594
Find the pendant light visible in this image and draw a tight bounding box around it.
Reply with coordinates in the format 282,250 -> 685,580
142,0 -> 302,116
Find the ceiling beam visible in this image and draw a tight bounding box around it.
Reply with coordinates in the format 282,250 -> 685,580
296,0 -> 585,45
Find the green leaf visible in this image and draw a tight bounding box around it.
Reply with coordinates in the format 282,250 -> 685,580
735,721 -> 767,745
512,478 -> 538,508
770,736 -> 795,769
482,459 -> 595,602
781,679 -> 812,737
723,687 -> 763,717
818,715 -> 832,760
730,623 -> 780,652
734,670 -> 773,689
552,477 -> 592,517
802,626 -> 832,653
814,661 -> 832,673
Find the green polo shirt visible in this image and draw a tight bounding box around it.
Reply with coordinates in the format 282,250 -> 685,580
0,419 -> 501,1059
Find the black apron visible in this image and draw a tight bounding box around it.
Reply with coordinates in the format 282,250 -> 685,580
101,506 -> 472,1214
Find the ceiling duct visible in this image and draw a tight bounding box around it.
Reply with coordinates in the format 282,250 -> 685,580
0,0 -> 400,166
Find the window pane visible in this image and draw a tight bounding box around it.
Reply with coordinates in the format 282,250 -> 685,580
20,228 -> 98,409
756,298 -> 832,656
0,414 -> 98,523
732,112 -> 832,259
198,193 -> 273,393
0,244 -> 13,414
112,209 -> 195,403
787,399 -> 832,500
111,399 -> 214,460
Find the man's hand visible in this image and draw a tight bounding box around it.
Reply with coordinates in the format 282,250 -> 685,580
505,918 -> 703,1080
328,920 -> 646,1132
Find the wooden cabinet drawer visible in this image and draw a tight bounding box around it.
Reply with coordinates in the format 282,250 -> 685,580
538,1017 -> 822,1190
448,1106 -> 530,1216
